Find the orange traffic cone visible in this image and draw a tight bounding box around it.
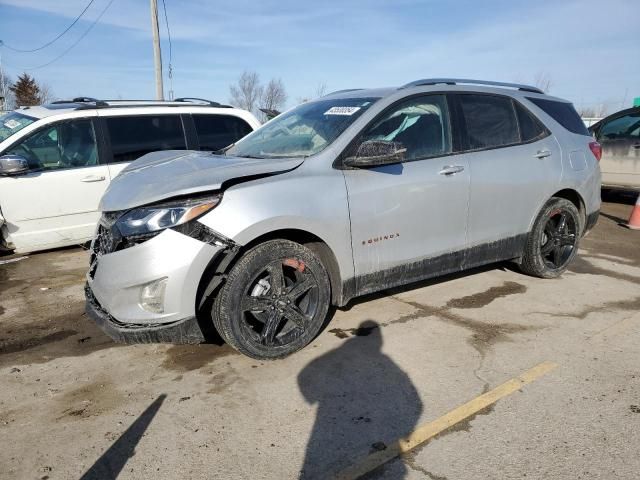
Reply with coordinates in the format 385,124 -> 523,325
625,193 -> 640,230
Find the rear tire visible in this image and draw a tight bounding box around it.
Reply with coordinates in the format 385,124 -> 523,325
212,239 -> 331,359
519,197 -> 581,278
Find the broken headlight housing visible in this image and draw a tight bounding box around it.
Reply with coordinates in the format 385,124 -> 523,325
116,195 -> 221,238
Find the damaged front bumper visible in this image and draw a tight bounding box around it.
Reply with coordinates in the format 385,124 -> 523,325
85,283 -> 206,343
85,224 -> 234,344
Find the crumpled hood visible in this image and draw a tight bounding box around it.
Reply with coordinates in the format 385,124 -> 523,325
99,150 -> 304,211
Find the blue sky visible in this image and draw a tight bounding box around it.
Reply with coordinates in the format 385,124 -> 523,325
0,0 -> 638,112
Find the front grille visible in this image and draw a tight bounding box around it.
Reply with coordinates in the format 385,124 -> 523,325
89,215 -> 124,279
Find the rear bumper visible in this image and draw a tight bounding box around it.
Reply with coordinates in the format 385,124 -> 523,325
85,283 -> 205,344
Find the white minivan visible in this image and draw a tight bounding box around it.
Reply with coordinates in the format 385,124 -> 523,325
0,98 -> 260,253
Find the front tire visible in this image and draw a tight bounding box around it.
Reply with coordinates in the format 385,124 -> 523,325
212,239 -> 331,359
519,197 -> 581,278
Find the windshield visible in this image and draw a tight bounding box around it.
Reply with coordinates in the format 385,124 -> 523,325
0,111 -> 37,143
226,97 -> 379,158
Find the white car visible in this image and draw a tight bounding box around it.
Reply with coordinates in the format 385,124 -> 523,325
0,98 -> 260,254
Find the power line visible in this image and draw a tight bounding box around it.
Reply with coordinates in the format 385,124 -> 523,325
160,0 -> 174,99
21,0 -> 116,71
0,0 -> 97,53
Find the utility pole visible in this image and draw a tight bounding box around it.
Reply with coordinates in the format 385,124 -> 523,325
0,45 -> 6,112
150,0 -> 164,100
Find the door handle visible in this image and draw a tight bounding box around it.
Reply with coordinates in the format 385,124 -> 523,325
632,144 -> 640,149
534,150 -> 552,159
439,165 -> 465,176
81,175 -> 106,182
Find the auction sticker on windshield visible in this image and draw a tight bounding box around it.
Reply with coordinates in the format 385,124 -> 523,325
4,119 -> 20,129
324,106 -> 361,116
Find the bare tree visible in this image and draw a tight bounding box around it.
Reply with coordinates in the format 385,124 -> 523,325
315,82 -> 327,98
578,107 -> 596,118
261,78 -> 287,113
229,71 -> 263,114
533,71 -> 553,93
37,81 -> 55,104
297,82 -> 329,105
0,65 -> 14,111
578,103 -> 608,118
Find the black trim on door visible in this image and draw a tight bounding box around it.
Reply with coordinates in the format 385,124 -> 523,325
181,114 -> 199,149
93,117 -> 111,166
339,233 -> 528,304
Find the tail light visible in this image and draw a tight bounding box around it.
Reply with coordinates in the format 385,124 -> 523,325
589,141 -> 602,161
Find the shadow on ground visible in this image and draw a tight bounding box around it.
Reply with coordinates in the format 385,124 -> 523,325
298,320 -> 422,479
80,394 -> 166,480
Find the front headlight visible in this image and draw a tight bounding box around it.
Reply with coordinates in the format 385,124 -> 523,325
116,195 -> 221,237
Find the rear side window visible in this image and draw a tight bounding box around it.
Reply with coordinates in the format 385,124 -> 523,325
514,102 -> 547,142
527,98 -> 589,136
106,115 -> 186,163
459,94 -> 519,150
192,114 -> 253,151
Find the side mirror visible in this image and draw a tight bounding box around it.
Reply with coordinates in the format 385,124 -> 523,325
344,140 -> 407,168
0,154 -> 30,176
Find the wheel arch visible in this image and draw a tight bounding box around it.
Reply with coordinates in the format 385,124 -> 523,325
550,188 -> 586,231
238,229 -> 345,306
194,228 -> 345,335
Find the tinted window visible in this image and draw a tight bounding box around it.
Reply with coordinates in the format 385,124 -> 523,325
193,114 -> 252,151
515,102 -> 547,142
7,120 -> 98,170
599,113 -> 640,140
360,94 -> 451,161
459,94 -> 519,150
527,98 -> 589,136
106,115 -> 186,163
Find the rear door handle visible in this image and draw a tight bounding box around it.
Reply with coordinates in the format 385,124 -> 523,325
534,150 -> 552,159
439,165 -> 465,176
81,175 -> 106,183
632,144 -> 640,149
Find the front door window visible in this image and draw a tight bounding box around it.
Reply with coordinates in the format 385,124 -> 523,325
360,95 -> 452,161
6,120 -> 99,170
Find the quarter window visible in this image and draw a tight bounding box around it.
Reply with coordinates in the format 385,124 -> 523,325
360,94 -> 451,161
106,115 -> 186,163
6,119 -> 99,170
515,102 -> 547,142
459,94 -> 519,150
527,97 -> 590,136
192,114 -> 253,151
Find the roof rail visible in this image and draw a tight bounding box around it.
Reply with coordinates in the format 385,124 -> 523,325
401,78 -> 544,94
51,97 -> 109,106
324,88 -> 364,96
174,97 -> 232,108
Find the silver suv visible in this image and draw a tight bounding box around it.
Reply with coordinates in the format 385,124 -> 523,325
85,78 -> 601,359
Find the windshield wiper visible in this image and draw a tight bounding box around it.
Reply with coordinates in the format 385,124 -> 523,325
213,142 -> 238,155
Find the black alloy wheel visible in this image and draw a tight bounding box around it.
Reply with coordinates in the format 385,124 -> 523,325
539,209 -> 578,270
519,197 -> 582,278
213,239 -> 331,359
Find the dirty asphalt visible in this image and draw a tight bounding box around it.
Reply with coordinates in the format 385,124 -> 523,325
1,191 -> 638,479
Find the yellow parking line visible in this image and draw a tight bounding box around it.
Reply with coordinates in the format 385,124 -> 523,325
336,361 -> 558,480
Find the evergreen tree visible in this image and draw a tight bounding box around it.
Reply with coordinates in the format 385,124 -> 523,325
9,73 -> 42,106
